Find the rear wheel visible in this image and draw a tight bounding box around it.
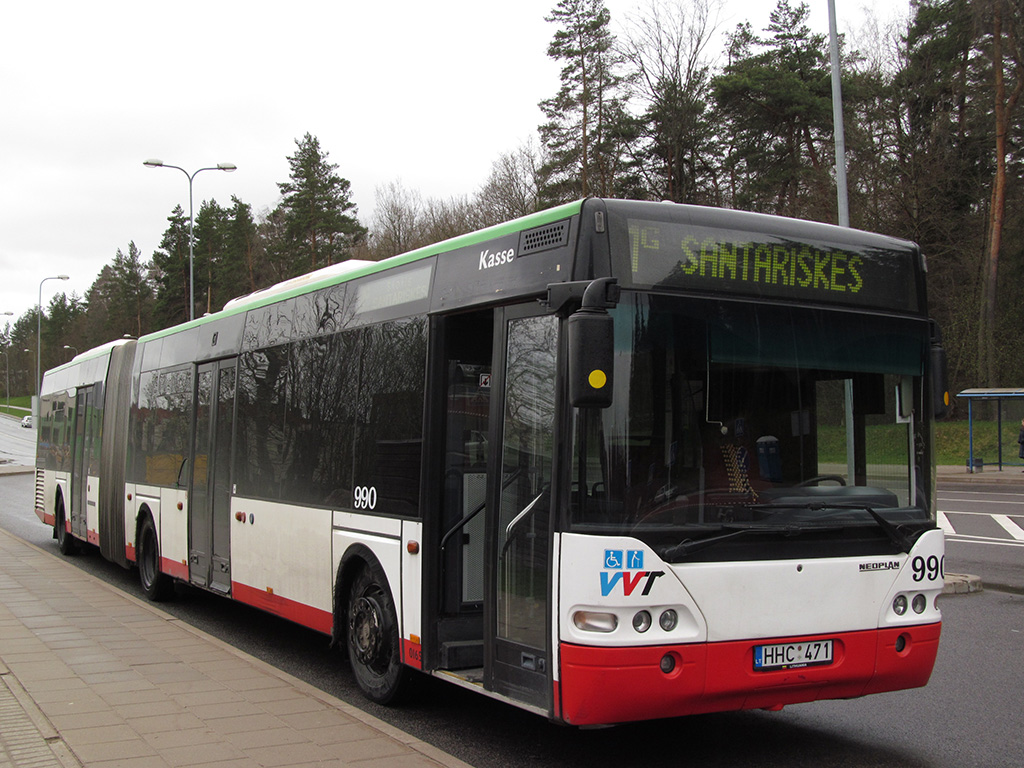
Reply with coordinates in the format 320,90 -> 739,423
138,515 -> 173,602
347,562 -> 407,704
55,498 -> 78,556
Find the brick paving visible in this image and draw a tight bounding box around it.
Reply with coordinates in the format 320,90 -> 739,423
0,528 -> 471,768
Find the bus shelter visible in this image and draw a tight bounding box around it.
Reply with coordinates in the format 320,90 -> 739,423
956,388 -> 1024,472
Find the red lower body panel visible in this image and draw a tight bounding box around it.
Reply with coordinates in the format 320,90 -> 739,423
232,581 -> 334,635
558,623 -> 941,725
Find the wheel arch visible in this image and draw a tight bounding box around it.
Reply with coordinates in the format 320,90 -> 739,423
134,502 -> 156,540
332,543 -> 394,652
52,485 -> 67,540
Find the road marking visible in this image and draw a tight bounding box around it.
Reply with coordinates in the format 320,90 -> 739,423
938,508 -> 1023,517
945,535 -> 1024,549
992,515 -> 1024,541
938,510 -> 1024,547
940,492 -> 1024,501
936,511 -> 955,535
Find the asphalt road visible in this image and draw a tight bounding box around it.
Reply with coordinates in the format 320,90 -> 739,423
939,485 -> 1024,592
1,467 -> 1021,767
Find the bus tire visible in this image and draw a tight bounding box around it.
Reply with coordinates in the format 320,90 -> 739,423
55,497 -> 78,556
137,514 -> 173,602
347,561 -> 407,704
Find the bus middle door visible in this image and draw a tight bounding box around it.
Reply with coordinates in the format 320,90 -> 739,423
189,359 -> 236,593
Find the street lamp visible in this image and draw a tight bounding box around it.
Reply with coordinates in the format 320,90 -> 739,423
1,311 -> 10,412
37,275 -> 69,412
0,349 -> 9,416
144,159 -> 237,322
63,344 -> 78,360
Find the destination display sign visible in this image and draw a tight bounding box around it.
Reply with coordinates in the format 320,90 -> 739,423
622,218 -> 921,312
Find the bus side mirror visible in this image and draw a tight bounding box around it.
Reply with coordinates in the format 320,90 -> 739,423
930,322 -> 950,419
568,279 -> 617,409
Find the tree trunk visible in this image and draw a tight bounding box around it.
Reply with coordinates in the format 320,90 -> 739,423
981,0 -> 1024,387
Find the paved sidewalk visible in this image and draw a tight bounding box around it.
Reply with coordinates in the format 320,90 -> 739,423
936,463 -> 1024,485
0,528 -> 472,768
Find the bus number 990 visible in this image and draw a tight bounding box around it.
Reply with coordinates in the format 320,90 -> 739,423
912,554 -> 943,583
354,486 -> 377,510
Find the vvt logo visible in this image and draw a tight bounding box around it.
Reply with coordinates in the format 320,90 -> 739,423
601,549 -> 664,597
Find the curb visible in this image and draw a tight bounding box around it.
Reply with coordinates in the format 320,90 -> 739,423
943,572 -> 983,595
0,463 -> 35,476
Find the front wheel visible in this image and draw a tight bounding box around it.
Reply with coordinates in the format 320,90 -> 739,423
137,515 -> 173,602
347,562 -> 407,704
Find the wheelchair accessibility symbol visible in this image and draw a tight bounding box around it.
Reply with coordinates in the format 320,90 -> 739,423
601,550 -> 662,597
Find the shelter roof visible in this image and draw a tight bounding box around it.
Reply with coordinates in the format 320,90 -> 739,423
957,388 -> 1024,399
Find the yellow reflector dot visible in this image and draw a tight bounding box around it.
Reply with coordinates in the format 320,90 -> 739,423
588,369 -> 607,389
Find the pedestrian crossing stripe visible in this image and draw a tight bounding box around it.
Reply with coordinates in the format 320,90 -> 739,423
938,510 -> 1024,547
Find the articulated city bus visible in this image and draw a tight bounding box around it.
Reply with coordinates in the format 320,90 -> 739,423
35,198 -> 949,725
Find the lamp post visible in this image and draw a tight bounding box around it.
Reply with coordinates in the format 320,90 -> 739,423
1,311 -> 9,415
63,344 -> 78,360
143,159 -> 237,322
23,349 -> 32,413
0,349 -> 9,416
38,275 -> 70,414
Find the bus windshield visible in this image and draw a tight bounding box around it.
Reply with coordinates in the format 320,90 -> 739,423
569,291 -> 935,561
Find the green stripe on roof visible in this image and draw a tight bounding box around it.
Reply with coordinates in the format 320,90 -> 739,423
138,200 -> 584,343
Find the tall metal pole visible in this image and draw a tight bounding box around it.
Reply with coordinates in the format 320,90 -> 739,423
828,0 -> 856,482
1,350 -> 9,416
828,0 -> 850,228
1,311 -> 10,415
144,160 -> 237,322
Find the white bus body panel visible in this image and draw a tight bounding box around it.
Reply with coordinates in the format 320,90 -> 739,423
401,520 -> 422,647
159,486 -> 188,576
559,529 -> 944,647
85,474 -> 100,542
233,498 -> 334,617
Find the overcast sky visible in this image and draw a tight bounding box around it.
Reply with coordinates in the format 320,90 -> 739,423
1,0 -> 905,328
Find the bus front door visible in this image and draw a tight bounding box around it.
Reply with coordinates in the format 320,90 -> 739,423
189,359 -> 236,593
486,308 -> 558,711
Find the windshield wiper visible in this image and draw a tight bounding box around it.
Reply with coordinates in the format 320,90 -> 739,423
863,507 -> 916,553
751,501 -> 918,553
659,524 -> 808,561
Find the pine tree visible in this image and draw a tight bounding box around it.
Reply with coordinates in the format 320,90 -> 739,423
110,242 -> 153,339
712,0 -> 835,218
151,205 -> 191,329
538,0 -> 631,204
276,133 -> 367,274
220,196 -> 259,301
193,199 -> 230,316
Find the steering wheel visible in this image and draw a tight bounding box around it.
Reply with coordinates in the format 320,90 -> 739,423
796,474 -> 847,487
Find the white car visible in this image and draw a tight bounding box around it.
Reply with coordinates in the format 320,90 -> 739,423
20,415 -> 32,428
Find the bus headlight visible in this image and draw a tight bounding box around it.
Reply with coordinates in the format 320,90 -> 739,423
659,609 -> 678,631
893,595 -> 908,616
573,611 -> 618,633
632,610 -> 652,633
912,594 -> 927,614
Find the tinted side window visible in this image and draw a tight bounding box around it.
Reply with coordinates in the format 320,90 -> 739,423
283,330 -> 361,506
235,345 -> 288,499
353,318 -> 427,516
132,367 -> 193,486
233,317 -> 426,517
